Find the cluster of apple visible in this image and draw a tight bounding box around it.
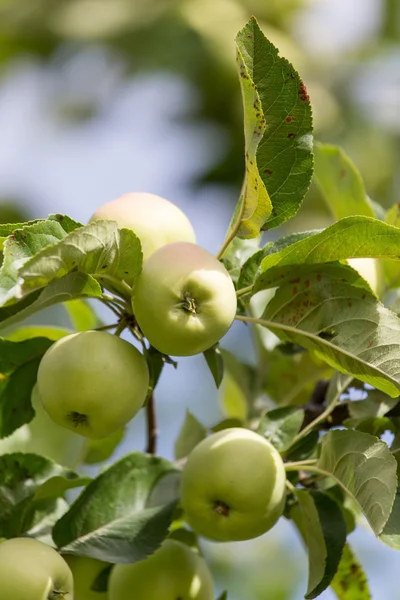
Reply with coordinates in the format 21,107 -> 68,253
1,193 -> 287,599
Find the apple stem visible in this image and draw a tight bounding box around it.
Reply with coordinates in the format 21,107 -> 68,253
146,392 -> 158,454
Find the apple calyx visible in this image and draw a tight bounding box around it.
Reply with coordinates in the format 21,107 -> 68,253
213,500 -> 230,517
181,292 -> 198,315
49,590 -> 69,599
67,411 -> 88,428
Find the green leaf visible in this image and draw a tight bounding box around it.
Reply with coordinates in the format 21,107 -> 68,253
347,388 -> 399,419
317,430 -> 397,535
0,273 -> 102,331
219,350 -> 257,420
255,216 -> 400,291
345,416 -> 395,437
0,215 -> 82,307
260,346 -> 332,407
0,453 -> 88,538
27,498 -> 69,545
295,490 -> 347,599
256,265 -> 400,397
64,298 -> 99,331
0,336 -> 54,437
330,544 -> 371,599
216,593 -> 228,600
238,231 -> 316,293
203,346 -> 224,388
210,418 -> 244,433
52,452 -> 180,563
286,430 -> 319,462
83,428 -> 125,465
231,42 -> 272,238
314,143 -> 375,220
6,326 -> 70,342
379,480 -> 400,549
257,407 -> 304,451
221,237 -> 261,286
383,202 -> 400,289
174,411 -> 207,460
19,220 -> 142,294
232,17 -> 313,234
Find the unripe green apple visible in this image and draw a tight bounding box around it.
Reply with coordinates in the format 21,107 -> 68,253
0,537 -> 73,600
90,192 -> 196,261
132,242 -> 237,356
63,555 -> 109,600
108,539 -> 214,600
37,331 -> 149,439
180,428 -> 287,542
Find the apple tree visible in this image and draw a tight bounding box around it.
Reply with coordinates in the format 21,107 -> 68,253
0,16 -> 399,600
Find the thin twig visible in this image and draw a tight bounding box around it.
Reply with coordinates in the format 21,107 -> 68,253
95,323 -> 119,332
216,181 -> 246,260
146,393 -> 158,454
236,285 -> 253,298
114,320 -> 126,337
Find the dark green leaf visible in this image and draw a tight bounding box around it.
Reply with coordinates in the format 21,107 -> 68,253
233,18 -> 313,233
216,593 -> 228,600
53,452 -> 180,564
203,346 -> 224,388
0,452 -> 88,538
318,430 -> 397,535
0,336 -> 54,437
285,430 -> 319,462
174,411 -> 207,460
330,544 -> 371,599
257,407 -> 304,451
295,490 -> 346,599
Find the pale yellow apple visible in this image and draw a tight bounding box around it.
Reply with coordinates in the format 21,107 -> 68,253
90,192 -> 195,261
132,242 -> 237,356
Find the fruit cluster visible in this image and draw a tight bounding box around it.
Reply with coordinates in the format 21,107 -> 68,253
2,193 -> 287,600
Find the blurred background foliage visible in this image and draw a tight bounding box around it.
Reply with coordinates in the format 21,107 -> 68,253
0,1 -> 399,598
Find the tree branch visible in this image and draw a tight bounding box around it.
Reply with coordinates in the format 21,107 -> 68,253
146,393 -> 158,454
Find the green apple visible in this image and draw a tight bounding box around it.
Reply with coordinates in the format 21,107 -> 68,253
0,537 -> 73,600
132,242 -> 237,356
347,257 -> 383,295
108,539 -> 214,600
63,555 -> 109,600
37,331 -> 149,439
180,428 -> 287,542
90,192 -> 196,261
